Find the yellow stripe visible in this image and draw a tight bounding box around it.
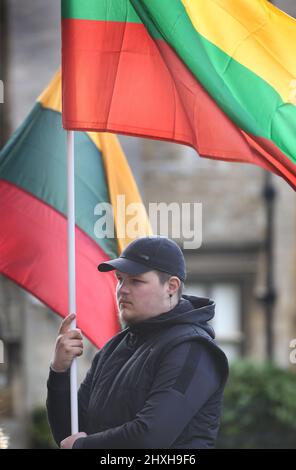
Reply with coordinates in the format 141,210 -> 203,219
38,71 -> 152,253
38,70 -> 62,112
181,0 -> 296,103
94,133 -> 153,253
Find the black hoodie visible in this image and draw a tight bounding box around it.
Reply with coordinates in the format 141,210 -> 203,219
47,295 -> 229,449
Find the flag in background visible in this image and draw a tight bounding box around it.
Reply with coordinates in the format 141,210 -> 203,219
61,0 -> 296,189
0,71 -> 152,348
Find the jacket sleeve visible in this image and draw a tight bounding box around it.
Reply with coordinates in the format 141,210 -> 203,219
73,340 -> 223,449
46,351 -> 101,446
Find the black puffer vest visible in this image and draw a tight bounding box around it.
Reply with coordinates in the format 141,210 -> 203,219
83,295 -> 229,448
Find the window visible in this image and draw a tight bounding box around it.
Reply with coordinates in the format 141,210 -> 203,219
185,282 -> 243,362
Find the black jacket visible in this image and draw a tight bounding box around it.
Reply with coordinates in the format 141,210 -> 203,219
47,295 -> 229,449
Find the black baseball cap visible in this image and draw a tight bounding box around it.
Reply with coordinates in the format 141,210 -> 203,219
98,236 -> 186,282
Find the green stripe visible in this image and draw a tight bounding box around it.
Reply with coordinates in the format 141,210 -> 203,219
62,0 -> 141,23
0,103 -> 118,259
130,0 -> 296,164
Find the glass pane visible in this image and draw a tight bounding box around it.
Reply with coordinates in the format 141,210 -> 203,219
184,283 -> 208,298
184,282 -> 242,361
211,284 -> 240,337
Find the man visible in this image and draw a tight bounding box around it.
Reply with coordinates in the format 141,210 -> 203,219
47,236 -> 229,449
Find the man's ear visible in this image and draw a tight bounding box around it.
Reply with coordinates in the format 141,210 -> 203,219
168,276 -> 181,295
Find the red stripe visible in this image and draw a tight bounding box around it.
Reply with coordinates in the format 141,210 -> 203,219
62,18 -> 296,189
0,180 -> 120,348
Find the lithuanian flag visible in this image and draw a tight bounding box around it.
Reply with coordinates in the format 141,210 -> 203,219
62,0 -> 296,189
0,71 -> 151,347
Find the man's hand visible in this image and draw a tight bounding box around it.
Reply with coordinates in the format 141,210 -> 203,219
51,313 -> 84,372
60,432 -> 87,449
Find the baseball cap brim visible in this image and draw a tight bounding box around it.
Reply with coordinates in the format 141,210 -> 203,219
98,257 -> 151,275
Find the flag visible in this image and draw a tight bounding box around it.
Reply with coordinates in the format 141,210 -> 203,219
0,71 -> 152,348
61,0 -> 296,189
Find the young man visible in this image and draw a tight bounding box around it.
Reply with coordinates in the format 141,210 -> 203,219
47,236 -> 229,449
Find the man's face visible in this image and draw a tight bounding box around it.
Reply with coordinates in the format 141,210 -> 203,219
115,270 -> 169,326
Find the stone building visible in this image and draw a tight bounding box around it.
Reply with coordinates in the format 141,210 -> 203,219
0,0 -> 295,448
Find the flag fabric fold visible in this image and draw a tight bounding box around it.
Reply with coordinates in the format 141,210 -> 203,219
61,0 -> 296,189
0,71 -> 152,348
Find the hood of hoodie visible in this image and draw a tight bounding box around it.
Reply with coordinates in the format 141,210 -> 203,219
127,294 -> 216,340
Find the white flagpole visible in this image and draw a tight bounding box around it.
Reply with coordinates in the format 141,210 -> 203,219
67,130 -> 79,434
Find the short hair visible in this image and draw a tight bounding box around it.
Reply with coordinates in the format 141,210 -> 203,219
154,270 -> 184,300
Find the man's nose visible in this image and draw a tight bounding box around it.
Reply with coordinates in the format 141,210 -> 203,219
118,279 -> 130,294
